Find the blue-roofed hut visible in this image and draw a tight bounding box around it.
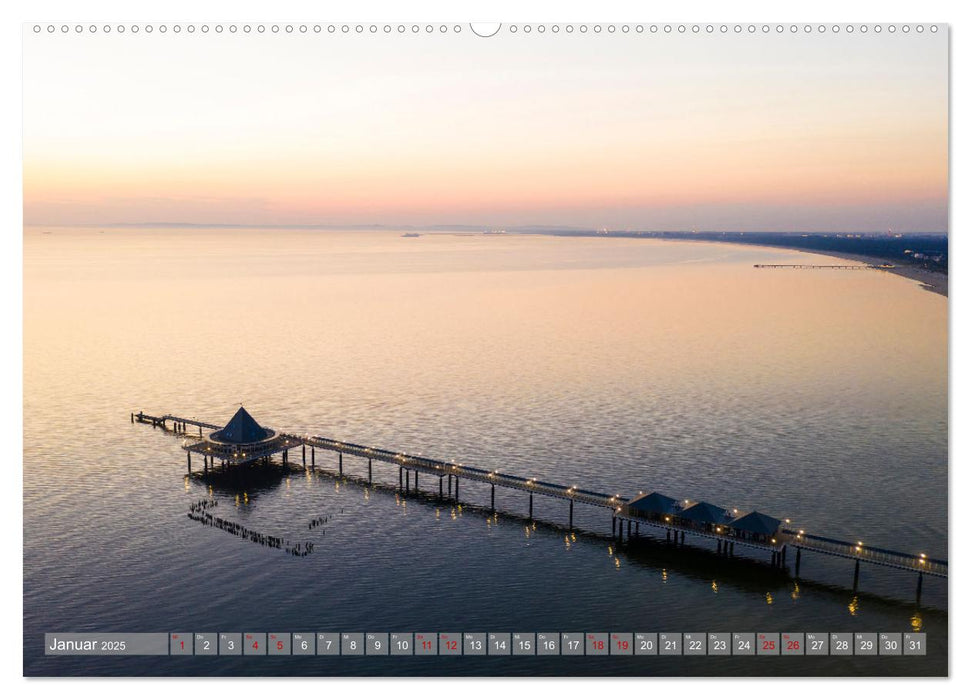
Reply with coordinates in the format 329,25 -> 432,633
728,511 -> 782,543
626,491 -> 680,522
679,501 -> 733,532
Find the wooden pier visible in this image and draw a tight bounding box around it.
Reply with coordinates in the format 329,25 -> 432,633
134,410 -> 946,595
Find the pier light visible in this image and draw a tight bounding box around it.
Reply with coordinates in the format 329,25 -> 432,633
665,516 -> 671,523
716,527 -> 722,533
785,518 -> 791,524
771,538 -> 776,544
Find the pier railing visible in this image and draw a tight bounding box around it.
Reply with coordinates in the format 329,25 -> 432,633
136,411 -> 947,581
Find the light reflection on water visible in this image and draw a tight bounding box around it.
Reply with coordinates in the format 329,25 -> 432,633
23,228 -> 946,676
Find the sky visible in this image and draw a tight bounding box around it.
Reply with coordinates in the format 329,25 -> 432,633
22,25 -> 948,231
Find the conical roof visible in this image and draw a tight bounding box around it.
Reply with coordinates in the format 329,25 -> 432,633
680,501 -> 733,524
729,510 -> 781,535
211,407 -> 273,444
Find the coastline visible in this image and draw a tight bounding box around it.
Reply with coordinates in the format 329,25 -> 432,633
533,232 -> 949,299
766,246 -> 948,298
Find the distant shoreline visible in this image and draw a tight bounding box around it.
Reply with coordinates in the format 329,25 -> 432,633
775,246 -> 948,297
525,230 -> 949,298
684,239 -> 948,298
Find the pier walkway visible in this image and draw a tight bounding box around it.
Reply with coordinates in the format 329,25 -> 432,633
135,411 -> 947,591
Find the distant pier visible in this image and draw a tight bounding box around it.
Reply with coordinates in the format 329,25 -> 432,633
134,409 -> 946,598
754,263 -> 895,270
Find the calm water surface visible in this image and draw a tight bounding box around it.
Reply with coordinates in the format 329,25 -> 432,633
23,228 -> 948,675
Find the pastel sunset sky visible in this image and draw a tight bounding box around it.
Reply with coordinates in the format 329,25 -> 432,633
23,27 -> 948,231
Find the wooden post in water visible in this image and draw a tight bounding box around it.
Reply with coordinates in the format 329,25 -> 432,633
491,483 -> 495,512
455,478 -> 459,500
853,559 -> 861,590
439,476 -> 443,498
130,412 -> 134,423
916,572 -> 923,604
414,471 -> 418,490
338,453 -> 343,476
186,452 -> 191,474
627,520 -> 632,539
204,455 -> 208,474
635,523 -> 639,537
406,470 -> 410,492
399,467 -> 403,490
795,547 -> 801,575
311,447 -> 315,467
368,459 -> 372,485
302,444 -> 306,465
529,493 -> 534,520
569,500 -> 574,530
612,516 -> 616,538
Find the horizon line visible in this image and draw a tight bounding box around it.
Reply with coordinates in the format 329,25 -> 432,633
23,222 -> 950,236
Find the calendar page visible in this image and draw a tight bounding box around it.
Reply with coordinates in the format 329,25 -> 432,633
20,17 -> 948,680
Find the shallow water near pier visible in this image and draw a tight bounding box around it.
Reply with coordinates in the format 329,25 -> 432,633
23,228 -> 948,676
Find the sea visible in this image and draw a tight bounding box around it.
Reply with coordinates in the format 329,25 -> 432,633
23,227 -> 948,676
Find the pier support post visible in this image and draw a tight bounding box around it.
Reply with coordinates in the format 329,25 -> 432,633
795,547 -> 801,575
186,452 -> 191,474
455,478 -> 459,500
635,523 -> 639,538
415,471 -> 418,490
627,520 -> 632,539
439,476 -> 443,498
666,529 -> 671,543
448,474 -> 452,496
204,455 -> 208,474
311,447 -> 315,467
406,470 -> 410,492
569,500 -> 574,530
853,560 -> 860,590
199,425 -> 202,436
729,542 -> 734,556
916,572 -> 923,604
339,453 -> 343,476
399,467 -> 403,490
491,484 -> 495,512
680,532 -> 685,546
368,459 -> 372,485
529,493 -> 534,520
618,520 -> 623,543
302,444 -> 306,466
782,546 -> 787,567
283,450 -> 288,466
718,541 -> 722,554
130,412 -> 134,423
